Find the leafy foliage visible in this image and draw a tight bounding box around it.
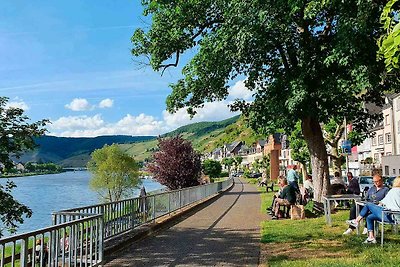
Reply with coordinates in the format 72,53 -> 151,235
87,144 -> 140,202
147,135 -> 201,190
289,122 -> 310,165
378,0 -> 400,72
132,1 -> 398,201
202,159 -> 222,178
0,97 -> 46,236
0,181 -> 32,237
0,97 -> 48,170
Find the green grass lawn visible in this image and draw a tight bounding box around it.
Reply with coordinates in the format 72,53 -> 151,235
260,191 -> 400,266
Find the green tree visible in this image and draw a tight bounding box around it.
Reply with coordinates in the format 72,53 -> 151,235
87,144 -> 140,203
147,135 -> 202,190
288,122 -> 310,182
132,1 -> 398,201
221,157 -> 235,173
0,97 -> 47,237
202,159 -> 222,178
378,0 -> 400,72
233,156 -> 243,172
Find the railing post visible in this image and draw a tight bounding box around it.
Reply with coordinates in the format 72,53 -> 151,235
152,196 -> 156,222
20,237 -> 28,267
168,193 -> 171,216
179,189 -> 182,209
99,216 -> 104,263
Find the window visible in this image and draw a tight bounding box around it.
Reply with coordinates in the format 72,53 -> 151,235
372,137 -> 377,146
374,153 -> 379,162
385,114 -> 390,125
386,152 -> 392,156
378,135 -> 384,145
385,133 -> 392,143
385,166 -> 389,175
393,169 -> 396,175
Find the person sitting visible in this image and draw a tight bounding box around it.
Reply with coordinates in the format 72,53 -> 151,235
331,171 -> 346,194
303,174 -> 314,199
346,176 -> 400,243
267,175 -> 285,213
345,172 -> 360,195
258,172 -> 268,187
271,177 -> 297,219
343,173 -> 389,235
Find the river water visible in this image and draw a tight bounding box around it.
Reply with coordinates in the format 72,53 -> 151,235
0,171 -> 164,237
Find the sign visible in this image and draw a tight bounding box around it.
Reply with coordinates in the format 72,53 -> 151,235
341,140 -> 352,155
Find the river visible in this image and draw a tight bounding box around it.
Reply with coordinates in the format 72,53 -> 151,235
0,171 -> 164,237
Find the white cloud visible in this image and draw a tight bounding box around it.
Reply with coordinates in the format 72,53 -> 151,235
49,113 -> 167,137
228,80 -> 253,101
5,98 -> 29,110
65,98 -> 93,111
50,114 -> 105,130
98,98 -> 113,108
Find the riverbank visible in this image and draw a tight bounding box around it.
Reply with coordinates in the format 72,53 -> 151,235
0,170 -> 65,179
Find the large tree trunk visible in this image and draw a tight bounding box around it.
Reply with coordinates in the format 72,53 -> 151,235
301,117 -> 330,202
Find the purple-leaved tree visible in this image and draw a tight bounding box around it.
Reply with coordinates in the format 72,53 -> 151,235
147,135 -> 201,190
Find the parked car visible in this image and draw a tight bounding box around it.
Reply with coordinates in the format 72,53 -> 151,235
248,172 -> 262,178
384,176 -> 396,188
358,176 -> 373,195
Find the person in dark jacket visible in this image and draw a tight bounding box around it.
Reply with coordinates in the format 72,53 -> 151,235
346,172 -> 360,195
271,177 -> 296,219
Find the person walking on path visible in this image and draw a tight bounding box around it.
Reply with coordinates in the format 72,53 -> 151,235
104,177 -> 266,266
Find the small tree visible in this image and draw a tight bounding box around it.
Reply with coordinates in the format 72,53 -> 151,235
221,157 -> 235,173
87,144 -> 140,203
147,135 -> 201,190
202,159 -> 222,178
0,97 -> 48,237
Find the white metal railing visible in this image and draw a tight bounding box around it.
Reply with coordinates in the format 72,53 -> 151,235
0,213 -> 103,267
56,178 -> 233,240
0,178 -> 233,266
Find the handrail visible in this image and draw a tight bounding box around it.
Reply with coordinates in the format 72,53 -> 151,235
0,177 -> 233,267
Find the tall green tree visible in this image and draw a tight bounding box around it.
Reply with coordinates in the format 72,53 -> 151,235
88,144 -> 140,203
202,159 -> 222,178
0,97 -> 48,237
132,1 -> 398,201
221,157 -> 235,174
147,135 -> 201,190
289,121 -> 310,182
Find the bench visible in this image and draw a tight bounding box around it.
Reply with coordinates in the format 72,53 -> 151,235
266,183 -> 274,192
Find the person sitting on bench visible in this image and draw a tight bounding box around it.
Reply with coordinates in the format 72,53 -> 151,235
271,177 -> 296,219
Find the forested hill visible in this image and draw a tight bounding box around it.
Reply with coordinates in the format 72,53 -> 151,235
18,135 -> 155,167
19,115 -> 262,167
164,115 -> 240,138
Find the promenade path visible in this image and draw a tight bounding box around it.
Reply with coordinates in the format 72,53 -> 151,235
104,177 -> 267,266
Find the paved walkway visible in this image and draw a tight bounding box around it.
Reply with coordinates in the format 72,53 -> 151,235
104,178 -> 266,266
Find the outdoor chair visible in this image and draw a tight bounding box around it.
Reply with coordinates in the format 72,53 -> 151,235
266,182 -> 274,192
377,209 -> 400,246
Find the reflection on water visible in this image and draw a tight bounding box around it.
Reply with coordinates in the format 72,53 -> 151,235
0,171 -> 164,236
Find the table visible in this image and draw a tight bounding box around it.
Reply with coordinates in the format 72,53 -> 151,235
323,194 -> 362,226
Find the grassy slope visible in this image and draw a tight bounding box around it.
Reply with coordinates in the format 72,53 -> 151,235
121,115 -> 264,161
260,191 -> 400,266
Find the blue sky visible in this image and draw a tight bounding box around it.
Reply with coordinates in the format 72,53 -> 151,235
0,1 -> 251,137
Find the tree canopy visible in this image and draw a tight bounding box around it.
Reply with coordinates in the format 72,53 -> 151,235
88,144 -> 140,202
132,1 -> 399,201
147,135 -> 201,190
202,159 -> 222,178
378,0 -> 400,72
0,97 -> 47,237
